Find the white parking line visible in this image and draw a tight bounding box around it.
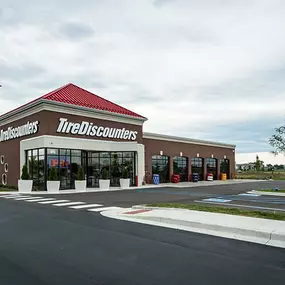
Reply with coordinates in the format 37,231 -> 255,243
39,200 -> 70,204
87,206 -> 122,212
26,198 -> 56,202
69,203 -> 103,209
53,202 -> 85,207
14,197 -> 42,201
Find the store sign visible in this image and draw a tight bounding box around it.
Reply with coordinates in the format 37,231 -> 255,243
0,121 -> 39,143
56,118 -> 138,141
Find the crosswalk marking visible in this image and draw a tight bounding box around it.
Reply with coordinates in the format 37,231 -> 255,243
26,198 -> 56,202
39,200 -> 70,204
87,206 -> 122,212
4,195 -> 28,199
14,197 -> 42,201
69,203 -> 103,209
53,201 -> 85,207
1,194 -> 21,198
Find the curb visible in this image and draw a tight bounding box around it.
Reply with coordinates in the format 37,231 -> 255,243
128,205 -> 285,248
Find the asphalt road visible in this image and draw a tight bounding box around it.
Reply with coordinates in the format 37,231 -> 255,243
38,180 -> 285,211
1,197 -> 285,285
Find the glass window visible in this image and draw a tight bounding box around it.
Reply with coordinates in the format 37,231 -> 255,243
152,155 -> 169,183
47,148 -> 59,155
173,156 -> 188,182
71,150 -> 81,156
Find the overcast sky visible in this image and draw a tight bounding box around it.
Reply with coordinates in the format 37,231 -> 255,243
0,0 -> 285,157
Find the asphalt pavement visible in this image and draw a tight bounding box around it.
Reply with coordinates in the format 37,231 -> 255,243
35,180 -> 285,211
0,197 -> 285,285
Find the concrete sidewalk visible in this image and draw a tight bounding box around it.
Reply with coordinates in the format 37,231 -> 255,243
249,190 -> 285,197
0,179 -> 262,195
101,205 -> 285,248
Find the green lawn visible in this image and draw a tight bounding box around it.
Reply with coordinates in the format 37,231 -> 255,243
147,203 -> 285,221
235,170 -> 285,180
259,189 -> 285,193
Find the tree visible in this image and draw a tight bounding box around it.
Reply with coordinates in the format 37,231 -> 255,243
255,155 -> 262,171
269,125 -> 285,155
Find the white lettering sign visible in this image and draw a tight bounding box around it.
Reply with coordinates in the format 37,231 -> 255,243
56,118 -> 138,141
0,121 -> 39,143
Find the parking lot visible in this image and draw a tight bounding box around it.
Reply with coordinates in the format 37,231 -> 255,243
33,180 -> 285,212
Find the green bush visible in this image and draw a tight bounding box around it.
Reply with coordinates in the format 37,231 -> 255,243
122,168 -> 129,179
102,168 -> 109,180
48,167 -> 58,181
77,166 -> 85,180
21,164 -> 30,180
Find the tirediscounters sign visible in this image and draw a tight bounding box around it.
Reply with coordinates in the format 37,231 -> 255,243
56,118 -> 138,141
0,121 -> 39,143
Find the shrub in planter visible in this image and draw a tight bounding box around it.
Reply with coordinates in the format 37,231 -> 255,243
75,166 -> 86,191
47,167 -> 60,192
120,168 -> 130,189
99,168 -> 110,190
18,164 -> 33,193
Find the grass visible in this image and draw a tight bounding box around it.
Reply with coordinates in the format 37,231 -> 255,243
147,203 -> 285,221
0,188 -> 17,192
235,170 -> 285,180
259,189 -> 285,193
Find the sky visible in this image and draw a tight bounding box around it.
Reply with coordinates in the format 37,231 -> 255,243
0,0 -> 285,162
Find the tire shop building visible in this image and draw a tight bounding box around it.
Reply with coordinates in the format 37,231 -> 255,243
0,83 -> 235,191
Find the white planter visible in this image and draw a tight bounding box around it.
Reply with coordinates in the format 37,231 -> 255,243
99,179 -> 110,190
120,178 -> 130,189
18,180 -> 33,193
47,181 -> 60,193
75,180 -> 86,192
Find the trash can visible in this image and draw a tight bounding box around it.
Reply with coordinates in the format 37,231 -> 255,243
221,173 -> 227,181
153,174 -> 160,185
171,174 -> 180,183
192,173 -> 199,182
207,173 -> 213,181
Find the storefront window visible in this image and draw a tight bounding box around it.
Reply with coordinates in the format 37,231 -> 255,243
27,148 -> 46,191
25,148 -> 136,190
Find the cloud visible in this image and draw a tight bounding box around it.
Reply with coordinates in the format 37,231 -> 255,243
57,22 -> 94,40
0,0 -> 285,154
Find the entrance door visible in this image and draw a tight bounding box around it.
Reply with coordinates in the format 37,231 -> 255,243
191,158 -> 204,181
173,156 -> 188,181
86,152 -> 101,187
206,158 -> 217,180
220,159 -> 230,179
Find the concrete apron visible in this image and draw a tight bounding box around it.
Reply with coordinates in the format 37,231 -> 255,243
101,205 -> 285,249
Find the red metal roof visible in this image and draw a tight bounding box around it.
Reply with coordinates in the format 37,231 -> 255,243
0,83 -> 146,120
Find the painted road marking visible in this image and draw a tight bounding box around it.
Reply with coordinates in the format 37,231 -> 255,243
69,203 -> 103,209
238,193 -> 261,197
87,206 -> 122,212
3,195 -> 29,199
26,198 -> 56,202
39,200 -> 70,204
0,194 -> 21,198
195,200 -> 285,212
14,197 -> 42,201
53,201 -> 85,207
203,198 -> 232,203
